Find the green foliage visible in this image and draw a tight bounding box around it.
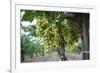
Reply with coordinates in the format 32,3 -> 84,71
21,10 -> 82,57
21,10 -> 34,22
21,34 -> 45,56
21,35 -> 31,49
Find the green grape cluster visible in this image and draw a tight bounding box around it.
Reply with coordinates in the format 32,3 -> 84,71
36,18 -> 49,36
61,19 -> 80,48
36,18 -> 59,49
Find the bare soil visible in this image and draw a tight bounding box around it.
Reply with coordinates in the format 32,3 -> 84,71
22,52 -> 82,63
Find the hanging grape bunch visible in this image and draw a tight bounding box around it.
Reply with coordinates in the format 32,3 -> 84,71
61,19 -> 80,48
36,18 -> 60,49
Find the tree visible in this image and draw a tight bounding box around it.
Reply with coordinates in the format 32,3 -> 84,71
21,10 -> 89,61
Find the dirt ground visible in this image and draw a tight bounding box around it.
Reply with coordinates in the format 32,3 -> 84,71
22,52 -> 82,63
